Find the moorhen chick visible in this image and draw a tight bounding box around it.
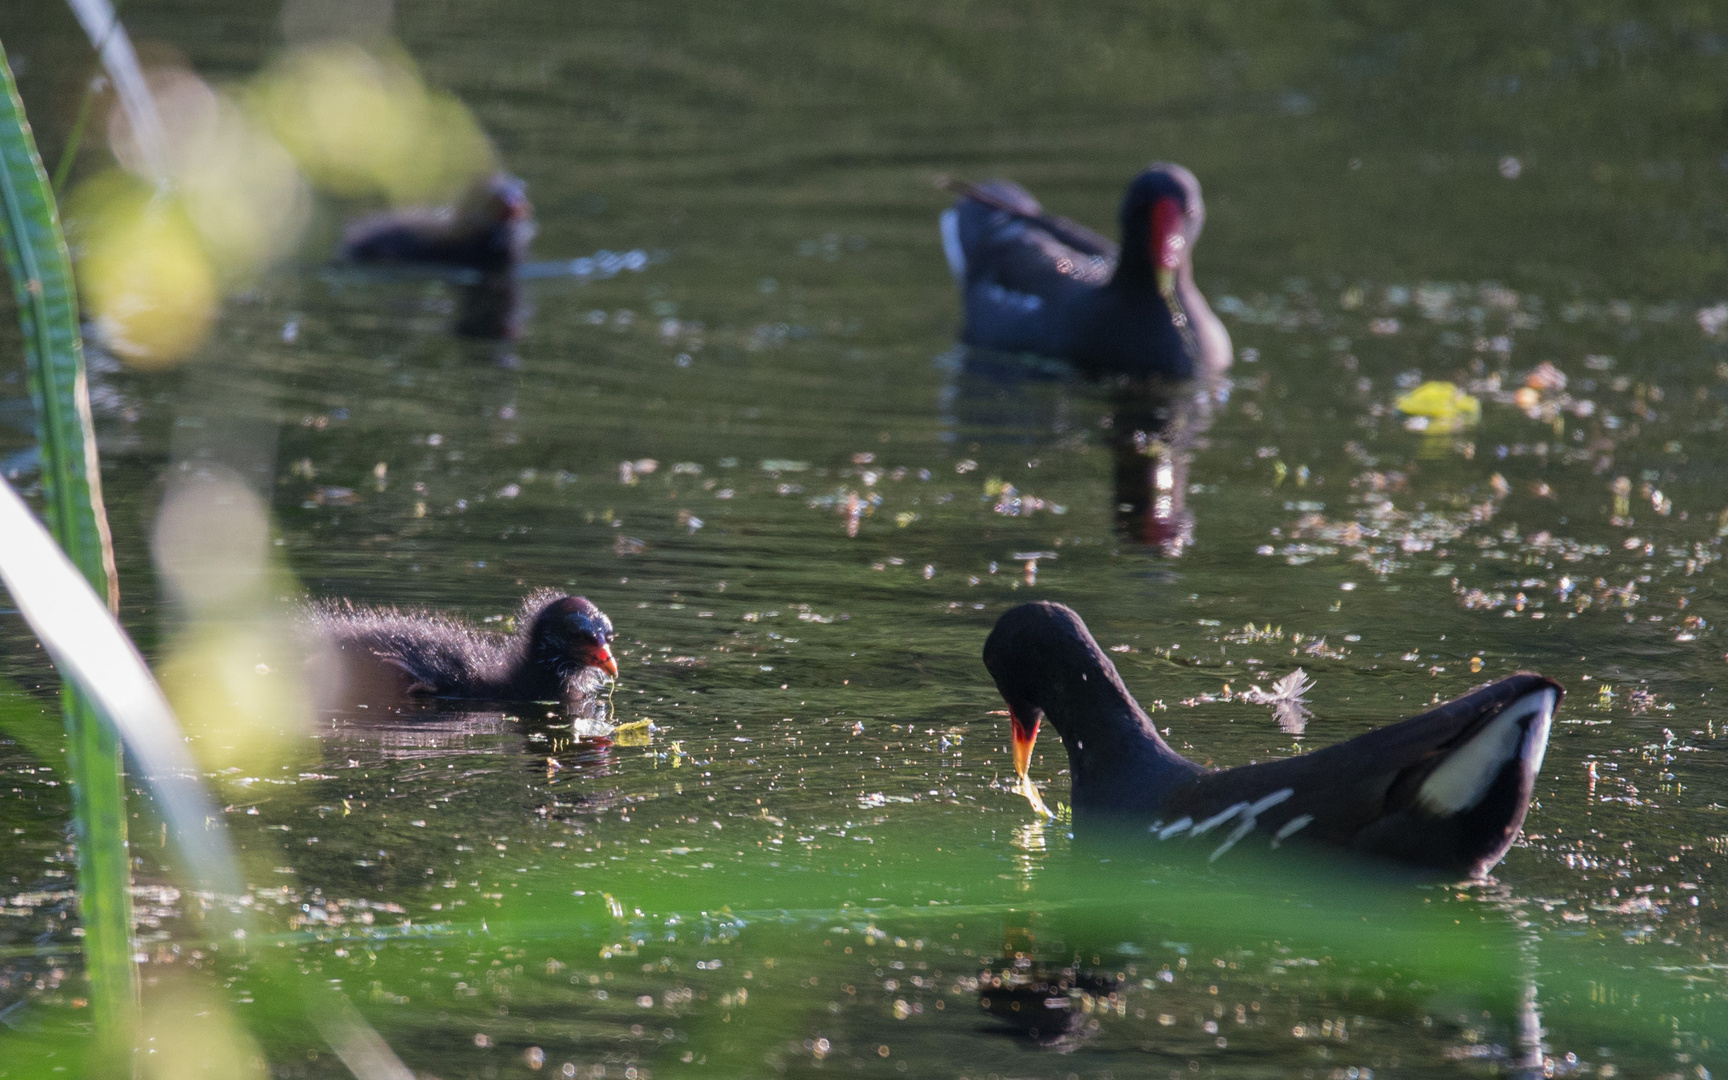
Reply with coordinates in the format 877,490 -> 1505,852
940,164 -> 1231,378
306,590 -> 616,704
342,172 -> 535,274
983,602 -> 1560,878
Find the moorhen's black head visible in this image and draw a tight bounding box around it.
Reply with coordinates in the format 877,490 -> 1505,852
456,172 -> 534,229
983,601 -> 1154,784
1116,163 -> 1206,287
527,595 -> 618,680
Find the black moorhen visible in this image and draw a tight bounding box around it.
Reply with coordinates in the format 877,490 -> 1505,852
306,590 -> 616,704
342,172 -> 535,273
940,164 -> 1232,378
983,602 -> 1561,878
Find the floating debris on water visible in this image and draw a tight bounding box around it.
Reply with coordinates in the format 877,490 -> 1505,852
1240,668 -> 1315,735
1395,381 -> 1480,433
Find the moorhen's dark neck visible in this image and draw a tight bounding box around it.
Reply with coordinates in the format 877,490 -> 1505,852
985,603 -> 1202,819
1111,239 -> 1156,288
1036,644 -> 1201,816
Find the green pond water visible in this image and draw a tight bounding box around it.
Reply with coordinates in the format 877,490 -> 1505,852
3,2 -> 1727,1077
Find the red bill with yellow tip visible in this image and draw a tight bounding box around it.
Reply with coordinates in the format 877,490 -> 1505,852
1150,195 -> 1185,297
584,642 -> 619,679
1010,709 -> 1040,782
1007,708 -> 1054,818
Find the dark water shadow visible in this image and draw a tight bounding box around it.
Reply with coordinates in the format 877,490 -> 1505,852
312,698 -> 630,819
315,248 -> 658,341
962,836 -> 1556,1075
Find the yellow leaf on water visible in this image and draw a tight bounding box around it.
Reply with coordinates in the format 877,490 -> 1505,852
612,719 -> 654,746
1394,381 -> 1481,432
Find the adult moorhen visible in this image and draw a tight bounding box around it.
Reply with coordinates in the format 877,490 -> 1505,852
342,172 -> 535,274
306,589 -> 616,704
983,602 -> 1560,878
940,164 -> 1232,378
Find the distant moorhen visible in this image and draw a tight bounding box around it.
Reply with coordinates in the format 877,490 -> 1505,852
940,164 -> 1232,378
342,172 -> 535,274
983,603 -> 1560,878
306,590 -> 617,704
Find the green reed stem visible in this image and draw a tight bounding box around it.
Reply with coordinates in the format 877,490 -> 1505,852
49,75 -> 101,194
48,0 -> 126,192
0,38 -> 138,1054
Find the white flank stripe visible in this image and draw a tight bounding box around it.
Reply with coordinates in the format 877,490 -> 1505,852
1247,788 -> 1294,816
939,209 -> 966,282
1207,789 -> 1294,862
1210,818 -> 1257,862
1189,802 -> 1249,836
1270,814 -> 1314,848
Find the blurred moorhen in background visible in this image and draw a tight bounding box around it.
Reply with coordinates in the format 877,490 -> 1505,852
983,602 -> 1560,878
342,171 -> 535,273
940,163 -> 1231,379
342,172 -> 535,339
306,589 -> 616,704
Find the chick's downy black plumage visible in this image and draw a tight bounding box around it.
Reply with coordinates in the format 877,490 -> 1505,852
306,590 -> 616,704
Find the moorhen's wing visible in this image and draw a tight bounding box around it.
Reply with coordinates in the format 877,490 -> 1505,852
942,178 -> 1119,260
945,181 -> 1118,356
1152,673 -> 1561,875
945,182 -> 1117,289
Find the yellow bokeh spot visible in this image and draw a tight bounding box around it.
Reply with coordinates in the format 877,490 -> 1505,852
106,68 -> 310,284
1394,380 -> 1481,433
69,177 -> 216,368
139,974 -> 268,1080
157,623 -> 312,781
248,42 -> 495,206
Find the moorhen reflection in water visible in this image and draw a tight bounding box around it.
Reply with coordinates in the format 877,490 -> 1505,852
936,349 -> 1219,554
305,589 -> 617,710
341,171 -> 535,339
985,602 -> 1561,878
976,919 -> 1118,1047
939,164 -> 1231,379
1104,376 -> 1219,554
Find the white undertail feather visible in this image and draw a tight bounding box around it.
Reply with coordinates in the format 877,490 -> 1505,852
939,209 -> 966,282
1414,688 -> 1556,816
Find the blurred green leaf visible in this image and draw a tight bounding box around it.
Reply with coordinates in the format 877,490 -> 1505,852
0,37 -> 135,1051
